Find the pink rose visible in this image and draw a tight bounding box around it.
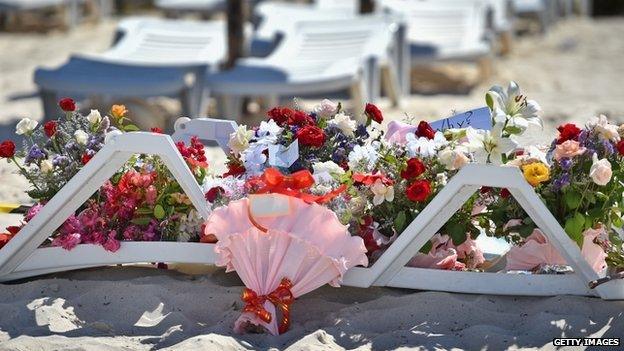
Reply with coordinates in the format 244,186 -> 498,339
554,140 -> 586,161
589,153 -> 612,186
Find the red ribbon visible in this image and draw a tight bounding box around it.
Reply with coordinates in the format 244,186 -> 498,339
253,168 -> 345,204
241,278 -> 295,334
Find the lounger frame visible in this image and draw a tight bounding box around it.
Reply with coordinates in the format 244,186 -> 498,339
0,118 -> 621,300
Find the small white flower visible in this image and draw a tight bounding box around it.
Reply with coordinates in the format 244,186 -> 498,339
228,125 -> 254,154
465,125 -> 517,164
313,160 -> 344,183
313,99 -> 338,118
74,130 -> 89,145
40,159 -> 54,173
327,112 -> 357,136
86,109 -> 102,125
436,173 -> 448,186
104,130 -> 123,144
15,118 -> 38,135
587,114 -> 620,142
256,120 -> 282,145
242,144 -> 268,175
371,179 -> 394,206
348,144 -> 379,171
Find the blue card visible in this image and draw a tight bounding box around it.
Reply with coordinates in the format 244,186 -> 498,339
429,107 -> 492,131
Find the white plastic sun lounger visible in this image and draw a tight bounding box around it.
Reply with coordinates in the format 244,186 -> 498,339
0,117 -> 622,300
209,17 -> 400,118
154,0 -> 224,18
34,17 -> 227,120
253,2 -> 406,102
382,0 -> 492,92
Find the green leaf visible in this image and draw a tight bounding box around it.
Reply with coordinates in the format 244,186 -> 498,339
485,92 -> 495,110
518,225 -> 535,238
393,211 -> 407,233
564,212 -> 585,246
504,125 -> 523,135
123,124 -> 141,132
564,189 -> 582,210
446,221 -> 466,246
153,204 -> 166,220
131,217 -> 151,226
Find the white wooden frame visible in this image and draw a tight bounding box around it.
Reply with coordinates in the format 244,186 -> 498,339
0,132 -> 216,282
1,118 -> 622,300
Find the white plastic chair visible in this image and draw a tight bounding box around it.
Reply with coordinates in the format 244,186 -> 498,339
382,0 -> 492,92
206,16 -> 396,118
154,0 -> 224,18
34,17 -> 227,120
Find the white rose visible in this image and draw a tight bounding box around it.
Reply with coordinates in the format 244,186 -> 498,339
438,147 -> 469,171
312,160 -> 345,176
104,130 -> 123,144
313,99 -> 338,118
228,125 -> 254,154
590,153 -> 612,186
86,109 -> 102,125
40,159 -> 54,173
74,130 -> 89,145
15,118 -> 38,135
327,113 -> 357,136
371,179 -> 394,206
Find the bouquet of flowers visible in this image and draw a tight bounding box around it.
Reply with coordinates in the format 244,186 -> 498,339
0,99 -> 207,251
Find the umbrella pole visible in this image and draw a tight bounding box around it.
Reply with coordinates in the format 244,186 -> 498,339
359,0 -> 375,14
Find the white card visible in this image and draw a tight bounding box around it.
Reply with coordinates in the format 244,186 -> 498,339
249,193 -> 292,218
268,140 -> 299,168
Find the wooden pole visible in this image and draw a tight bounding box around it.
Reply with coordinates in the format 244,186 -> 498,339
359,0 -> 374,14
226,0 -> 246,69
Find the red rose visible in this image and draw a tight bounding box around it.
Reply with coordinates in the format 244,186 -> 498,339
0,226 -> 20,249
267,107 -> 314,126
150,127 -> 164,134
0,140 -> 16,158
616,140 -> 624,156
58,97 -> 76,112
267,107 -> 290,125
500,188 -> 511,198
44,120 -> 57,138
415,121 -> 436,140
406,180 -> 431,202
365,103 -> 383,123
296,125 -> 326,147
205,186 -> 224,202
289,110 -> 315,126
556,123 -> 581,144
81,153 -> 93,164
401,158 -> 426,180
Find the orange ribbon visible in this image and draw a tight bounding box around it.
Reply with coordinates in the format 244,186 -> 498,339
241,278 -> 295,334
253,168 -> 345,204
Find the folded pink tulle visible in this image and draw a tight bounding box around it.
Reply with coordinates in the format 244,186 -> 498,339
407,233 -> 484,270
204,195 -> 368,335
385,121 -> 416,145
505,228 -> 607,273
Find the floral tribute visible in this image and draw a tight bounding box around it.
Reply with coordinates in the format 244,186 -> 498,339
205,82 -> 624,275
0,99 -> 207,251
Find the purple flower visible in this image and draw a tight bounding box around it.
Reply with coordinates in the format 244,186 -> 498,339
602,140 -> 614,156
25,145 -> 47,164
559,158 -> 572,171
355,124 -> 369,139
552,173 -> 570,190
52,155 -> 69,166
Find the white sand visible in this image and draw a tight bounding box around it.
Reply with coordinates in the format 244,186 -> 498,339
1,16 -> 624,351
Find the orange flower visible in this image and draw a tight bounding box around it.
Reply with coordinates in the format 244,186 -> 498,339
111,104 -> 128,119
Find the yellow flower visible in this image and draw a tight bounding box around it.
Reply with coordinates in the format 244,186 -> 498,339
111,104 -> 128,119
522,162 -> 550,186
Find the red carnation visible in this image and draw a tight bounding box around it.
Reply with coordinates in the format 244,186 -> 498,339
617,140 -> 624,156
556,123 -> 581,144
500,188 -> 511,199
205,186 -> 225,202
58,97 -> 76,112
365,103 -> 383,123
401,158 -> 426,180
296,125 -> 326,147
0,140 -> 16,158
44,120 -> 57,138
81,153 -> 93,165
223,162 -> 246,178
415,121 -> 436,140
0,226 -> 20,249
151,127 -> 164,134
406,180 -> 431,202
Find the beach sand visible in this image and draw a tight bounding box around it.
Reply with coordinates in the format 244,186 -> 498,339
1,16 -> 624,351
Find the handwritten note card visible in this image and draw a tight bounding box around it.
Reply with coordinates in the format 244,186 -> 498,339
429,107 -> 492,131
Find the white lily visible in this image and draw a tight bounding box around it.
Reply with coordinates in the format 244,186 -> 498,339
487,81 -> 542,134
371,179 -> 394,206
15,118 -> 38,135
405,131 -> 447,158
465,125 -> 517,164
